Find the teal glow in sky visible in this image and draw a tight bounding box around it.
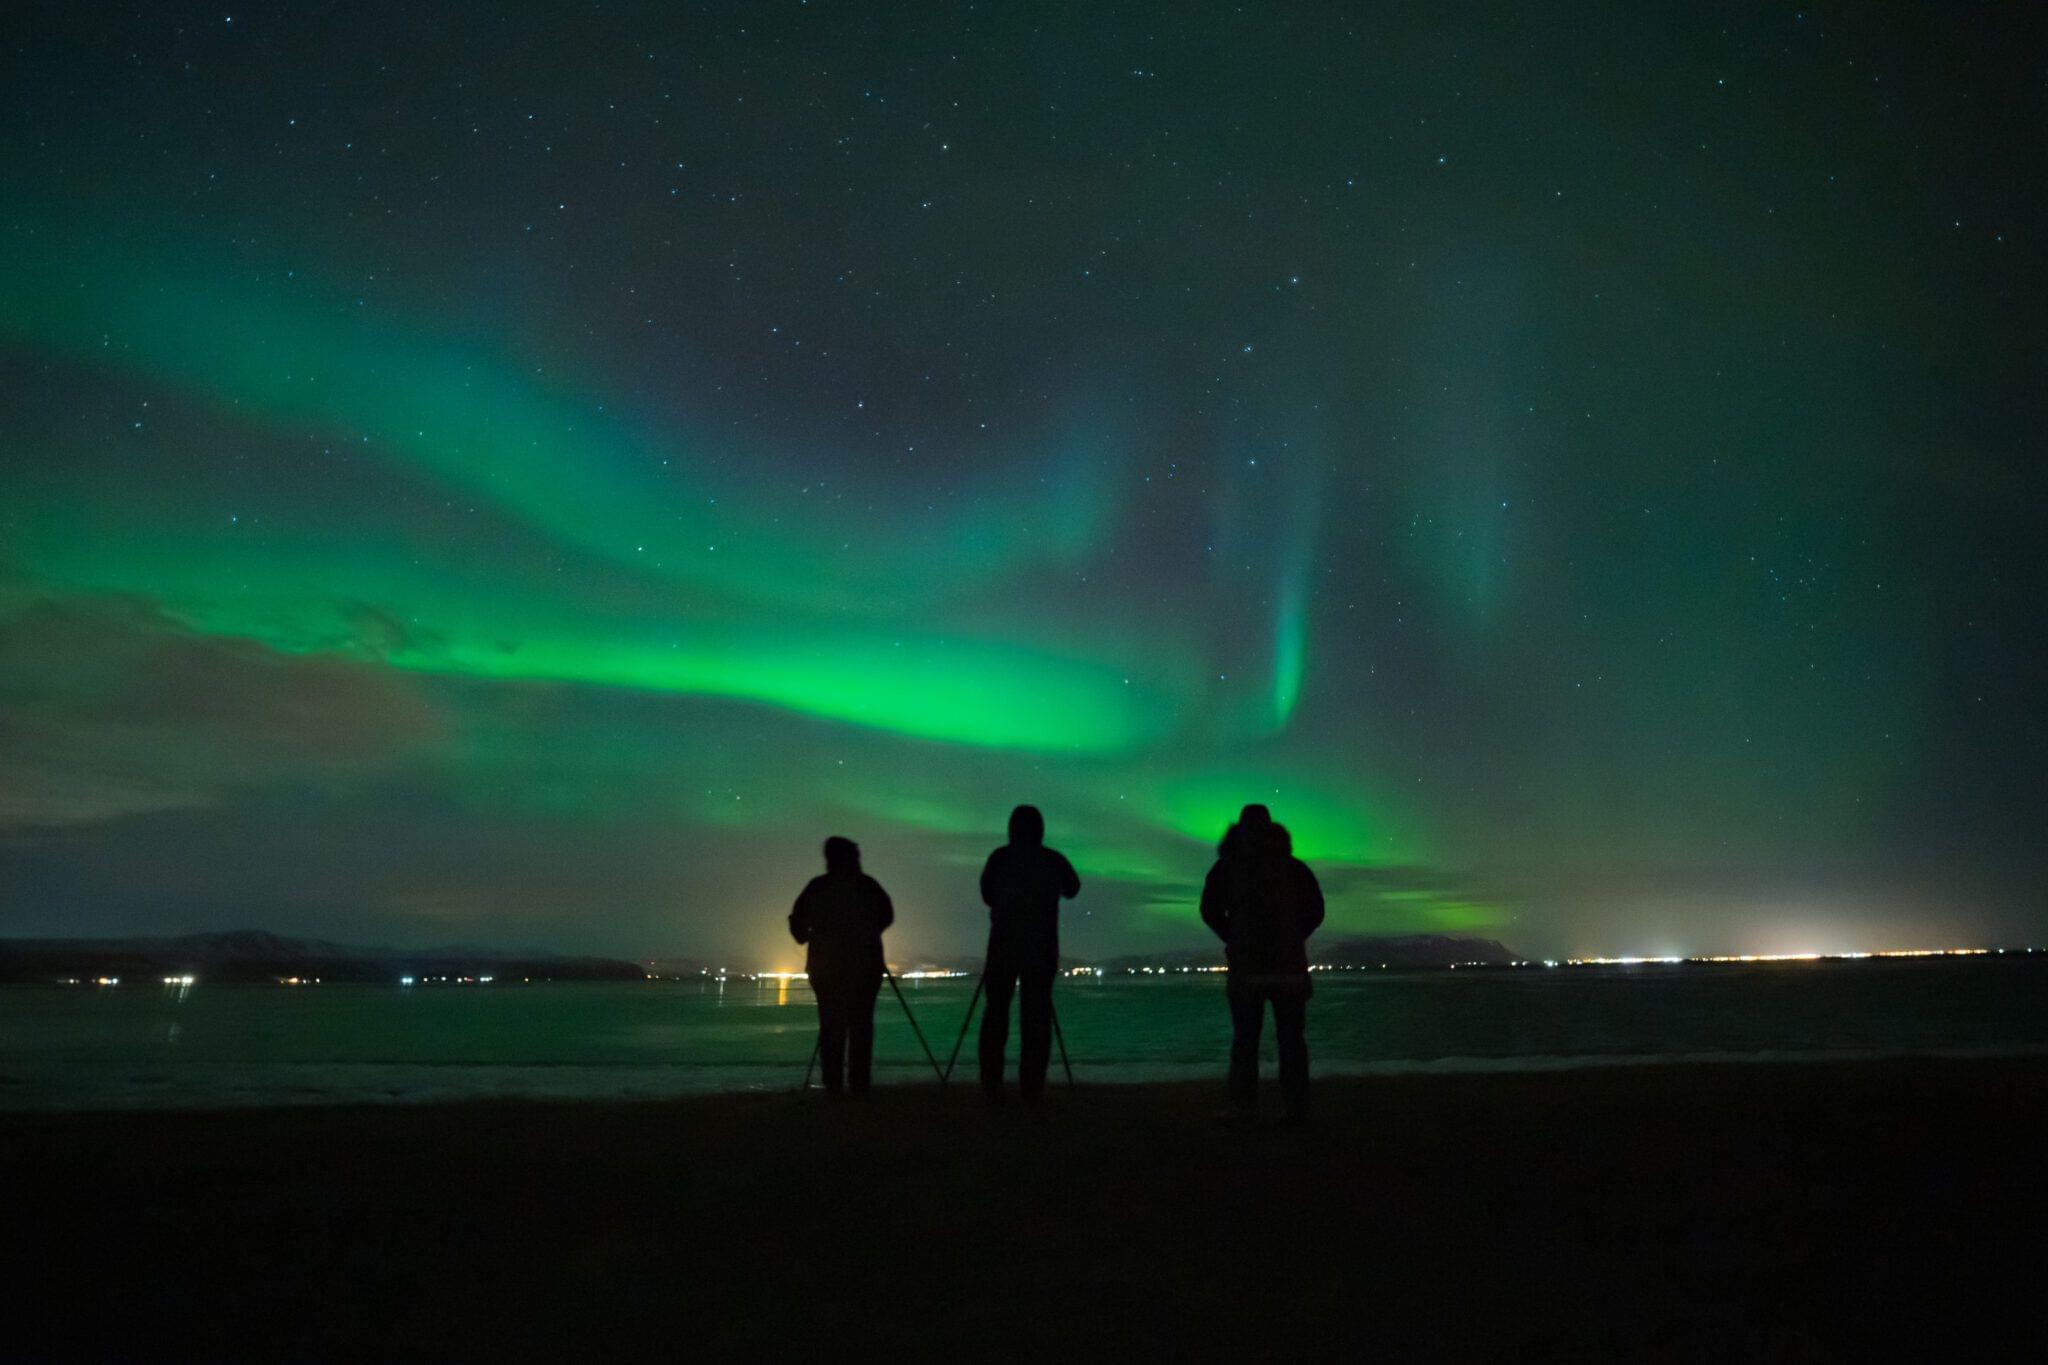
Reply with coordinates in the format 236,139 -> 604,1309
2,2 -> 2043,963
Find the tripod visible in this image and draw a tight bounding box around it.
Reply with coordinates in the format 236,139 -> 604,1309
940,972 -> 1075,1087
800,965 -> 947,1091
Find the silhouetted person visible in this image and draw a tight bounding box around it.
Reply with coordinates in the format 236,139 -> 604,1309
789,836 -> 894,1096
977,804 -> 1081,1099
1200,804 -> 1325,1119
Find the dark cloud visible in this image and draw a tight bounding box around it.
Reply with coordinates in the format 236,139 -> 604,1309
0,589 -> 441,829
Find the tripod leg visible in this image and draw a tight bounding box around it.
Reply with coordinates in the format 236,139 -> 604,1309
943,975 -> 985,1083
1050,995 -> 1075,1087
885,968 -> 948,1084
801,1034 -> 820,1092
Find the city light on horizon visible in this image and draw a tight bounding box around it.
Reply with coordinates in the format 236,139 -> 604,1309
43,944 -> 2037,987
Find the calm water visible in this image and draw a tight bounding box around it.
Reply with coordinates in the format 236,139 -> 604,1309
3,958 -> 2044,1110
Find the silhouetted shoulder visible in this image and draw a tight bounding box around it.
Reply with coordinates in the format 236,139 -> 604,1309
1048,847 -> 1080,897
1288,857 -> 1325,933
1198,858 -> 1232,939
861,873 -> 895,928
979,845 -> 1011,906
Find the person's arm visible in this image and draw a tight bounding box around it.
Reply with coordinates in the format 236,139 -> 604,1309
1296,863 -> 1326,938
979,849 -> 1002,910
789,882 -> 814,944
871,878 -> 895,934
1057,852 -> 1081,900
1198,863 -> 1231,943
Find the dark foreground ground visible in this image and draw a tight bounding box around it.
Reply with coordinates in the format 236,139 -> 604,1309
5,1058 -> 2046,1359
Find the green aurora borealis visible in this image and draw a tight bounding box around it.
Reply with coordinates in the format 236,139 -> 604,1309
3,3 -> 2043,962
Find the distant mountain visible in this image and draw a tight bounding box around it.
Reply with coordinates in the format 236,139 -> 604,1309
1096,948 -> 1225,973
0,930 -> 646,984
1312,935 -> 1519,968
639,957 -> 711,979
0,930 -> 1521,984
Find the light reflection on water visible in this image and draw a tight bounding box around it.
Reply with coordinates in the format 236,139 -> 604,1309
0,958 -> 2043,1110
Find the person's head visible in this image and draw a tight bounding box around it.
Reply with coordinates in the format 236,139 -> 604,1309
1219,803 -> 1276,857
1008,804 -> 1045,846
822,836 -> 861,873
1271,823 -> 1293,858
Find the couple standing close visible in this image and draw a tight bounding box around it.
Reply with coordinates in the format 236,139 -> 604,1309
788,802 -> 1324,1117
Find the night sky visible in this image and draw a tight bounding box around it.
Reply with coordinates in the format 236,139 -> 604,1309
3,3 -> 2042,965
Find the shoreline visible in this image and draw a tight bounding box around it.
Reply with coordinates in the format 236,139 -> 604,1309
10,1041 -> 2048,1115
7,1055 -> 2046,1356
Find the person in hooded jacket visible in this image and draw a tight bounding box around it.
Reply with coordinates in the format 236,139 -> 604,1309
976,804 -> 1081,1099
789,836 -> 895,1096
1199,804 -> 1325,1119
